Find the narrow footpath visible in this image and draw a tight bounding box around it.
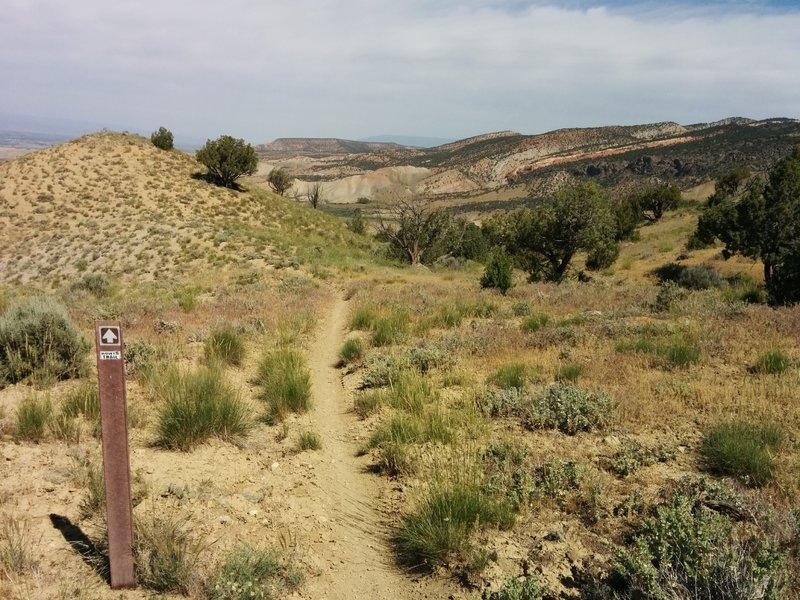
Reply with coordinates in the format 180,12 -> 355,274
297,294 -> 460,600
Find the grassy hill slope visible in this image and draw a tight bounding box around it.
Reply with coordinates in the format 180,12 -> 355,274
0,132 -> 370,287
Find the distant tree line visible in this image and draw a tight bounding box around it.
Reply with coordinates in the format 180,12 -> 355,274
376,180 -> 665,285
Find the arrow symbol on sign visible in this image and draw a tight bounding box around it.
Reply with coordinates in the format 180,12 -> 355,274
102,329 -> 118,344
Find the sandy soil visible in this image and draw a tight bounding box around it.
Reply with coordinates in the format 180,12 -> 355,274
294,294 -> 458,599
0,291 -> 464,599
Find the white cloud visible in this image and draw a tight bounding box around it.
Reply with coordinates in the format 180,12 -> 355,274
1,1 -> 798,142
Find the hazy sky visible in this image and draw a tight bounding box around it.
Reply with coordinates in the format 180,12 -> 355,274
2,0 -> 799,144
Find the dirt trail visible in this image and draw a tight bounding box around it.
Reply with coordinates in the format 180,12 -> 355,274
298,294 -> 452,600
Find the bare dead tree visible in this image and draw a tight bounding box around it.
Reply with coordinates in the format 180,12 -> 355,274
305,182 -> 324,209
375,195 -> 463,265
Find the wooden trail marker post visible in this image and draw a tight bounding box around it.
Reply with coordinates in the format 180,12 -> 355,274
95,322 -> 136,589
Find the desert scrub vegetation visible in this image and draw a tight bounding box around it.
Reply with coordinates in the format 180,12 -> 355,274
303,260 -> 798,592
204,327 -> 246,366
482,442 -> 602,521
0,297 -> 87,385
609,438 -> 676,477
653,262 -> 728,290
257,346 -> 311,421
124,338 -> 159,379
407,340 -> 457,373
207,545 -> 304,600
71,272 -> 112,297
480,383 -> 613,435
481,575 -> 548,600
359,351 -> 410,388
701,421 -> 784,487
528,384 -> 613,434
154,366 -> 252,450
585,478 -> 788,599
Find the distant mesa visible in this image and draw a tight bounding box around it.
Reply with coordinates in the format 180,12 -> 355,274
359,135 -> 457,148
256,137 -> 409,155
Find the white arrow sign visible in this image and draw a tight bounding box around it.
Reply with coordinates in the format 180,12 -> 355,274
100,326 -> 120,345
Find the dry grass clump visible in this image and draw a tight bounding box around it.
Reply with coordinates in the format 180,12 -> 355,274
555,363 -> 584,382
257,347 -> 312,421
0,514 -> 38,582
486,362 -> 538,390
370,309 -> 410,347
14,394 -> 52,441
134,513 -> 206,595
57,381 -> 101,439
353,389 -> 387,418
295,430 -> 322,453
701,421 -> 784,487
337,337 -> 365,366
154,366 -> 252,450
349,305 -> 378,330
204,327 -> 247,366
15,384 -> 104,444
752,350 -> 791,375
615,331 -> 701,369
521,313 -> 550,332
396,481 -> 515,569
60,382 -> 100,423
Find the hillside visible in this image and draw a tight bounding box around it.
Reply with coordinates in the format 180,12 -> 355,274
260,118 -> 800,207
0,132 -> 369,286
514,118 -> 800,197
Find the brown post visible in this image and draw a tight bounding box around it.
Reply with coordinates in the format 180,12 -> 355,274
95,322 -> 136,589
